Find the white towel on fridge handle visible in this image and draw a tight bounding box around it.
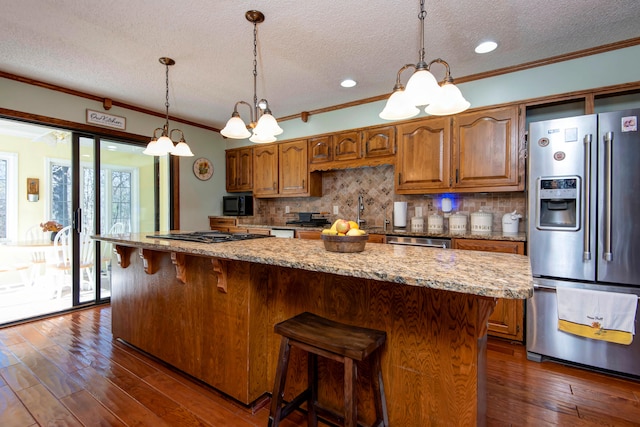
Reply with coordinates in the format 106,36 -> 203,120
556,287 -> 638,334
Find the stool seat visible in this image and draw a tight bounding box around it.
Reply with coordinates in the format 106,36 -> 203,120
269,312 -> 389,427
274,312 -> 387,361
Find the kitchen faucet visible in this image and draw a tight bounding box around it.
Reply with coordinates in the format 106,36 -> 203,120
356,194 -> 366,228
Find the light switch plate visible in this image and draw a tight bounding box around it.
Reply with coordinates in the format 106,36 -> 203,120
285,206 -> 290,214
333,205 -> 339,215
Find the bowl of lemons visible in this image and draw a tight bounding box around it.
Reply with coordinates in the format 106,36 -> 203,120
321,219 -> 369,253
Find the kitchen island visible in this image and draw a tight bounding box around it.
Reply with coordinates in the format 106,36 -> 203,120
97,232 -> 532,426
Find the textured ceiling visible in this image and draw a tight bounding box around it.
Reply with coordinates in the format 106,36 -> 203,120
1,0 -> 640,131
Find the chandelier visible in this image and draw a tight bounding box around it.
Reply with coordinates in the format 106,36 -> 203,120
143,57 -> 194,156
379,0 -> 470,120
220,10 -> 283,144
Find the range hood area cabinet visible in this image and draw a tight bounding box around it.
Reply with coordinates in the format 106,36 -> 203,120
253,139 -> 321,198
309,125 -> 396,171
225,147 -> 253,192
395,105 -> 524,194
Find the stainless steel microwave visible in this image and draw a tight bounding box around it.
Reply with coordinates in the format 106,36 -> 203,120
222,195 -> 253,216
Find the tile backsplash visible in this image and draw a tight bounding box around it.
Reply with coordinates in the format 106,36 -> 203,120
240,164 -> 527,233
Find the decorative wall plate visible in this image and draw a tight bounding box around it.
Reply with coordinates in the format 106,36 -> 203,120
193,157 -> 213,181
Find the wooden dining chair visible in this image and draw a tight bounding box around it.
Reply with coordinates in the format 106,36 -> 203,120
25,225 -> 49,283
49,225 -> 73,298
48,226 -> 95,298
101,222 -> 126,279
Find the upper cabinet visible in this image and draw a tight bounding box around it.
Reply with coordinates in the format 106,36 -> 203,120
253,144 -> 279,197
254,139 -> 321,198
396,117 -> 451,193
362,125 -> 396,159
309,125 -> 396,171
452,106 -> 523,192
225,147 -> 253,192
395,105 -> 524,194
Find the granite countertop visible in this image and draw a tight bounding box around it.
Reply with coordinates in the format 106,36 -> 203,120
96,232 -> 533,300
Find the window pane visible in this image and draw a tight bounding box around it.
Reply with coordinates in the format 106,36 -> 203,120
51,164 -> 72,226
112,170 -> 132,227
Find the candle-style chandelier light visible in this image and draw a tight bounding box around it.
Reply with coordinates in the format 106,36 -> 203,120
379,0 -> 470,120
220,10 -> 283,143
143,57 -> 194,156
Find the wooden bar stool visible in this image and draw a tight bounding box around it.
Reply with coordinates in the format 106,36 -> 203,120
268,312 -> 389,427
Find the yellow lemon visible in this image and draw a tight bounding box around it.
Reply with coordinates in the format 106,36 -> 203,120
348,220 -> 359,230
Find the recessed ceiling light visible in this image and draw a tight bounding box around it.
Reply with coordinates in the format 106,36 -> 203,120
475,41 -> 498,54
341,79 -> 357,88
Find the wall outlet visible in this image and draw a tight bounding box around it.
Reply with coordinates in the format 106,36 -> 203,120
333,205 -> 339,215
285,206 -> 290,214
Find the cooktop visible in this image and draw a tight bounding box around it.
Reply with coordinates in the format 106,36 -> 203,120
148,231 -> 273,244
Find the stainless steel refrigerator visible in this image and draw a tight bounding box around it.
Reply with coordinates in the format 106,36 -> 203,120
527,108 -> 640,376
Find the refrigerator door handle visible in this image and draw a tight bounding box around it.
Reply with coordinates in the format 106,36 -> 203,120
583,134 -> 592,261
604,132 -> 613,261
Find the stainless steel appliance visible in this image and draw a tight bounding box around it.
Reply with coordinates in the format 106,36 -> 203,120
527,109 -> 640,376
222,195 -> 253,216
386,235 -> 451,248
285,212 -> 330,227
148,231 -> 273,243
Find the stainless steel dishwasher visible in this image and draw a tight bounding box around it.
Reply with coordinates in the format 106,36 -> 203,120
386,235 -> 451,248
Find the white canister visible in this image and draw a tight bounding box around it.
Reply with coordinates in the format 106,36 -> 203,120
427,213 -> 444,233
449,212 -> 467,235
411,216 -> 424,232
470,210 -> 493,234
502,210 -> 522,234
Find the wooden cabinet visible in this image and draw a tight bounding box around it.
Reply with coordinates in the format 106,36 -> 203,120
395,105 -> 523,194
253,144 -> 279,197
111,250 -> 269,404
279,139 -> 318,196
254,140 -> 321,198
296,231 -> 385,243
452,106 -> 523,192
225,147 -> 253,192
210,217 -> 271,235
333,131 -> 362,161
309,125 -> 395,171
209,216 -> 238,232
308,135 -> 332,166
368,233 -> 386,244
452,238 -> 525,341
296,230 -> 321,239
309,131 -> 361,165
362,125 -> 395,159
396,116 -> 452,193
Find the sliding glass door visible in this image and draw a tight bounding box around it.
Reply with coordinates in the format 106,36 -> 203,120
0,118 -> 160,325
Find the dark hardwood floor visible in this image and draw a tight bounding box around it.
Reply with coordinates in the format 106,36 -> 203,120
1,306 -> 639,426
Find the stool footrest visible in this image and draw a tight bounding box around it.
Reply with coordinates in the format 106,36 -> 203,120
278,388 -> 310,421
313,402 -> 384,427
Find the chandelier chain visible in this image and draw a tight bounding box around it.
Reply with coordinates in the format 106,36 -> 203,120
164,62 -> 170,123
253,20 -> 258,110
418,0 -> 426,63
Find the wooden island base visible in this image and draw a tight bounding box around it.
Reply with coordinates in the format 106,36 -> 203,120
111,246 -> 495,426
